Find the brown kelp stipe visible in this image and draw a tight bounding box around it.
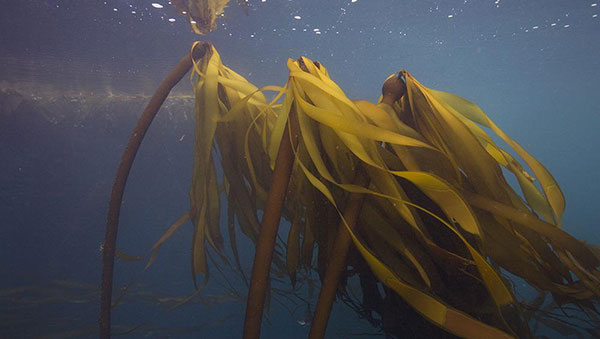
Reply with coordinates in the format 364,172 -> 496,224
309,170 -> 368,339
309,76 -> 405,338
243,108 -> 299,339
99,42 -> 210,339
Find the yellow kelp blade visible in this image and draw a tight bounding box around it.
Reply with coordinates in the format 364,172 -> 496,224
177,43 -> 275,296
362,202 -> 433,288
423,96 -> 556,223
404,72 -> 600,300
294,143 -> 513,338
290,68 -> 494,245
146,213 -> 190,269
278,58 -> 515,334
289,57 -> 518,298
404,75 -> 514,208
290,71 -> 424,231
430,91 -> 556,223
426,86 -> 565,226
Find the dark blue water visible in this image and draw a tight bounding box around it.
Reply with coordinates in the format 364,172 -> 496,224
1,0 -> 599,337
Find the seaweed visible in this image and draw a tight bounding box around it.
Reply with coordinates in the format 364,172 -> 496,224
101,42 -> 600,338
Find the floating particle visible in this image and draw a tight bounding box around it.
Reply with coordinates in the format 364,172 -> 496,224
448,14 -> 453,18
151,3 -> 164,9
168,18 -> 176,22
294,15 -> 302,20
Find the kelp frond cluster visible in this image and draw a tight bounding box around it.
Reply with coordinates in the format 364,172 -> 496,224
144,42 -> 600,337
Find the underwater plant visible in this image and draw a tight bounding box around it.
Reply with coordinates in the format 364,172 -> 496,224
172,0 -> 248,34
100,39 -> 600,338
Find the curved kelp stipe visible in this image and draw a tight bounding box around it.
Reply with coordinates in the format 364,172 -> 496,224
100,42 -> 210,338
106,44 -> 600,339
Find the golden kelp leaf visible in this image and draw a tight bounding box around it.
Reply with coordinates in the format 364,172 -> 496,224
465,191 -> 598,270
354,100 -> 429,147
291,112 -> 516,336
427,86 -> 565,225
394,171 -> 482,237
295,87 -> 437,152
406,74 -> 513,206
296,149 -> 513,337
363,203 -> 433,288
206,161 -> 224,254
217,126 -> 260,242
146,213 -> 190,269
186,43 -> 275,291
191,201 -> 208,288
216,85 -> 281,123
226,186 -> 248,284
428,89 -> 555,223
287,59 -> 525,333
290,71 -> 424,230
428,88 -> 490,127
319,124 -> 355,183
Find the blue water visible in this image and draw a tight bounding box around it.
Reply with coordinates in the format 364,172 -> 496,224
1,0 -> 599,337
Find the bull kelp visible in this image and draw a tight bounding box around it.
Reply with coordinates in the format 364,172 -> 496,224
101,41 -> 600,338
